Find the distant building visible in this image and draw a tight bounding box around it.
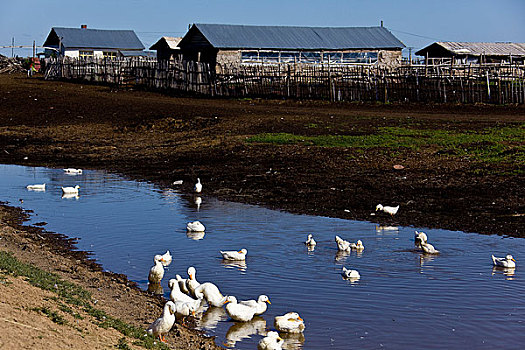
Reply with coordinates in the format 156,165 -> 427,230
177,23 -> 405,67
149,37 -> 182,61
416,42 -> 525,64
42,25 -> 146,59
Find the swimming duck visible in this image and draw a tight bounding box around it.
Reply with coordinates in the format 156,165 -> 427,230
376,204 -> 400,216
224,296 -> 258,322
155,250 -> 172,267
220,249 -> 248,261
168,278 -> 202,310
492,254 -> 516,268
349,240 -> 364,251
186,266 -> 201,296
172,180 -> 183,185
414,231 -> 428,248
194,178 -> 202,193
341,266 -> 360,279
146,301 -> 176,342
304,234 -> 316,247
187,221 -> 205,232
26,183 -> 46,191
274,312 -> 305,333
63,168 -> 82,174
148,255 -> 165,284
239,295 -> 271,316
61,185 -> 80,194
420,241 -> 440,254
258,331 -> 284,350
194,282 -> 228,307
175,274 -> 190,295
335,235 -> 351,251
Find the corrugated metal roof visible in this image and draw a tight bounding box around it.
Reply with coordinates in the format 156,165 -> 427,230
44,27 -> 145,50
149,37 -> 182,50
417,42 -> 525,57
189,24 -> 405,50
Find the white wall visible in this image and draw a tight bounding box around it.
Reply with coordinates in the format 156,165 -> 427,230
64,50 -> 79,58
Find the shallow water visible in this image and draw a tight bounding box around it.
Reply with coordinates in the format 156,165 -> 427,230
1,164 -> 524,349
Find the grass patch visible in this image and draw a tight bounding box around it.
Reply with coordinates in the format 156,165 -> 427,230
32,306 -> 67,325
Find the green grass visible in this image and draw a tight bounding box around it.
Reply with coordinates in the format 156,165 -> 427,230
247,125 -> 525,165
31,306 -> 67,325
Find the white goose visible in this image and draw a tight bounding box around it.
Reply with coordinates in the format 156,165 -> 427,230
274,312 -> 305,333
341,266 -> 360,279
155,250 -> 172,267
61,185 -> 80,194
414,231 -> 428,248
349,240 -> 364,251
26,183 -> 46,191
258,331 -> 284,350
335,235 -> 351,251
239,295 -> 271,316
63,168 -> 82,174
492,254 -> 516,268
194,178 -> 202,193
148,255 -> 165,284
224,296 -> 257,322
186,266 -> 201,296
175,274 -> 190,295
304,234 -> 317,247
194,282 -> 228,307
187,221 -> 205,232
172,300 -> 197,324
376,204 -> 400,216
146,301 -> 176,342
220,249 -> 248,261
168,279 -> 202,310
420,241 -> 440,254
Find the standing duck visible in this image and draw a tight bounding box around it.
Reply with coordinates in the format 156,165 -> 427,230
186,266 -> 201,296
148,255 -> 165,284
194,178 -> 202,193
146,301 -> 176,342
376,204 -> 400,216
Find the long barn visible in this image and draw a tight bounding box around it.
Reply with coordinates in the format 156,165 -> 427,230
176,23 -> 405,67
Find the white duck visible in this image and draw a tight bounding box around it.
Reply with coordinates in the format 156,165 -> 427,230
274,312 -> 305,333
258,331 -> 284,350
492,254 -> 516,268
420,241 -> 440,254
26,183 -> 46,191
335,235 -> 351,251
350,240 -> 364,251
186,266 -> 201,296
155,250 -> 172,267
148,255 -> 165,284
239,295 -> 271,316
414,231 -> 428,248
172,180 -> 183,185
61,185 -> 80,194
194,282 -> 228,307
220,249 -> 248,261
194,178 -> 202,193
304,234 -> 317,247
376,204 -> 400,216
146,301 -> 176,342
224,296 -> 257,322
168,279 -> 202,310
63,168 -> 82,174
172,301 -> 197,324
342,266 -> 360,279
187,221 -> 205,232
175,274 -> 190,295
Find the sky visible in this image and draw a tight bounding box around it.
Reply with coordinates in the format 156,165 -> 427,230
1,0 -> 524,57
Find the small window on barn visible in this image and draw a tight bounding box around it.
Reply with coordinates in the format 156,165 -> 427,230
280,52 -> 299,63
300,52 -> 321,63
260,52 -> 279,63
241,51 -> 259,62
103,51 -> 117,60
342,52 -> 378,63
323,52 -> 343,63
79,50 -> 94,59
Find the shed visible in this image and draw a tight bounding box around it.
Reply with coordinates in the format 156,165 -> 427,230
43,26 -> 145,59
177,23 -> 405,67
415,42 -> 525,64
149,37 -> 182,61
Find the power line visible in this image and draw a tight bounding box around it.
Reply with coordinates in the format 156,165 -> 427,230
389,28 -> 444,42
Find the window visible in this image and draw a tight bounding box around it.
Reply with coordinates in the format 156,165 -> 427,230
342,52 -> 378,63
79,50 -> 93,59
103,51 -> 117,59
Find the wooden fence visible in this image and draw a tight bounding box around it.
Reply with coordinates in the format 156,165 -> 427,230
44,57 -> 525,104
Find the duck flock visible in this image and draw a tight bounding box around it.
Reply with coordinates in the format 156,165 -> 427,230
26,172 -> 518,350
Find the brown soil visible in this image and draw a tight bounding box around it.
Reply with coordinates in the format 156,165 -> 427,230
0,204 -> 220,350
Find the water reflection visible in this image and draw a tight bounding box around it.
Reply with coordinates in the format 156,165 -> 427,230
61,193 -> 79,200
419,254 -> 437,267
198,306 -> 228,330
186,230 -> 206,240
280,332 -> 305,350
195,196 -> 202,211
147,282 -> 163,295
224,316 -> 266,348
375,225 -> 399,234
492,266 -> 516,280
334,250 -> 350,263
221,259 -> 247,272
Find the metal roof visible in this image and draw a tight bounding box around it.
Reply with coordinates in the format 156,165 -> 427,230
186,24 -> 404,50
43,27 -> 145,50
149,37 -> 182,50
416,42 -> 525,57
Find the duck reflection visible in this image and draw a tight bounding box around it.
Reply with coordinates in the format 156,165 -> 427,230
280,331 -> 305,350
61,193 -> 79,200
492,266 -> 516,280
418,254 -> 436,269
335,250 -> 350,263
221,259 -> 247,272
375,225 -> 399,234
194,196 -> 202,211
197,306 -> 228,330
147,282 -> 163,295
186,230 -> 205,240
224,316 -> 266,348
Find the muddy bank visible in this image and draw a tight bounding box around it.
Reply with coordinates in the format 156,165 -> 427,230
0,73 -> 524,237
0,203 -> 220,349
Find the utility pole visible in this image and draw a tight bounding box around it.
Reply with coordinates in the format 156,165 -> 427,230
11,37 -> 14,57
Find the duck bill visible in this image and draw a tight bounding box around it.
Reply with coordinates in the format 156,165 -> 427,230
191,310 -> 196,316
297,316 -> 303,321
266,300 -> 271,304
223,300 -> 231,305
512,258 -> 516,262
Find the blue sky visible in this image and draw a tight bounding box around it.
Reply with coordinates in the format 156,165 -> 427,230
1,0 -> 524,57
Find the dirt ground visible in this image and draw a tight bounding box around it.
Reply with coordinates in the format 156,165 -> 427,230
0,204 -> 220,349
0,73 -> 524,237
